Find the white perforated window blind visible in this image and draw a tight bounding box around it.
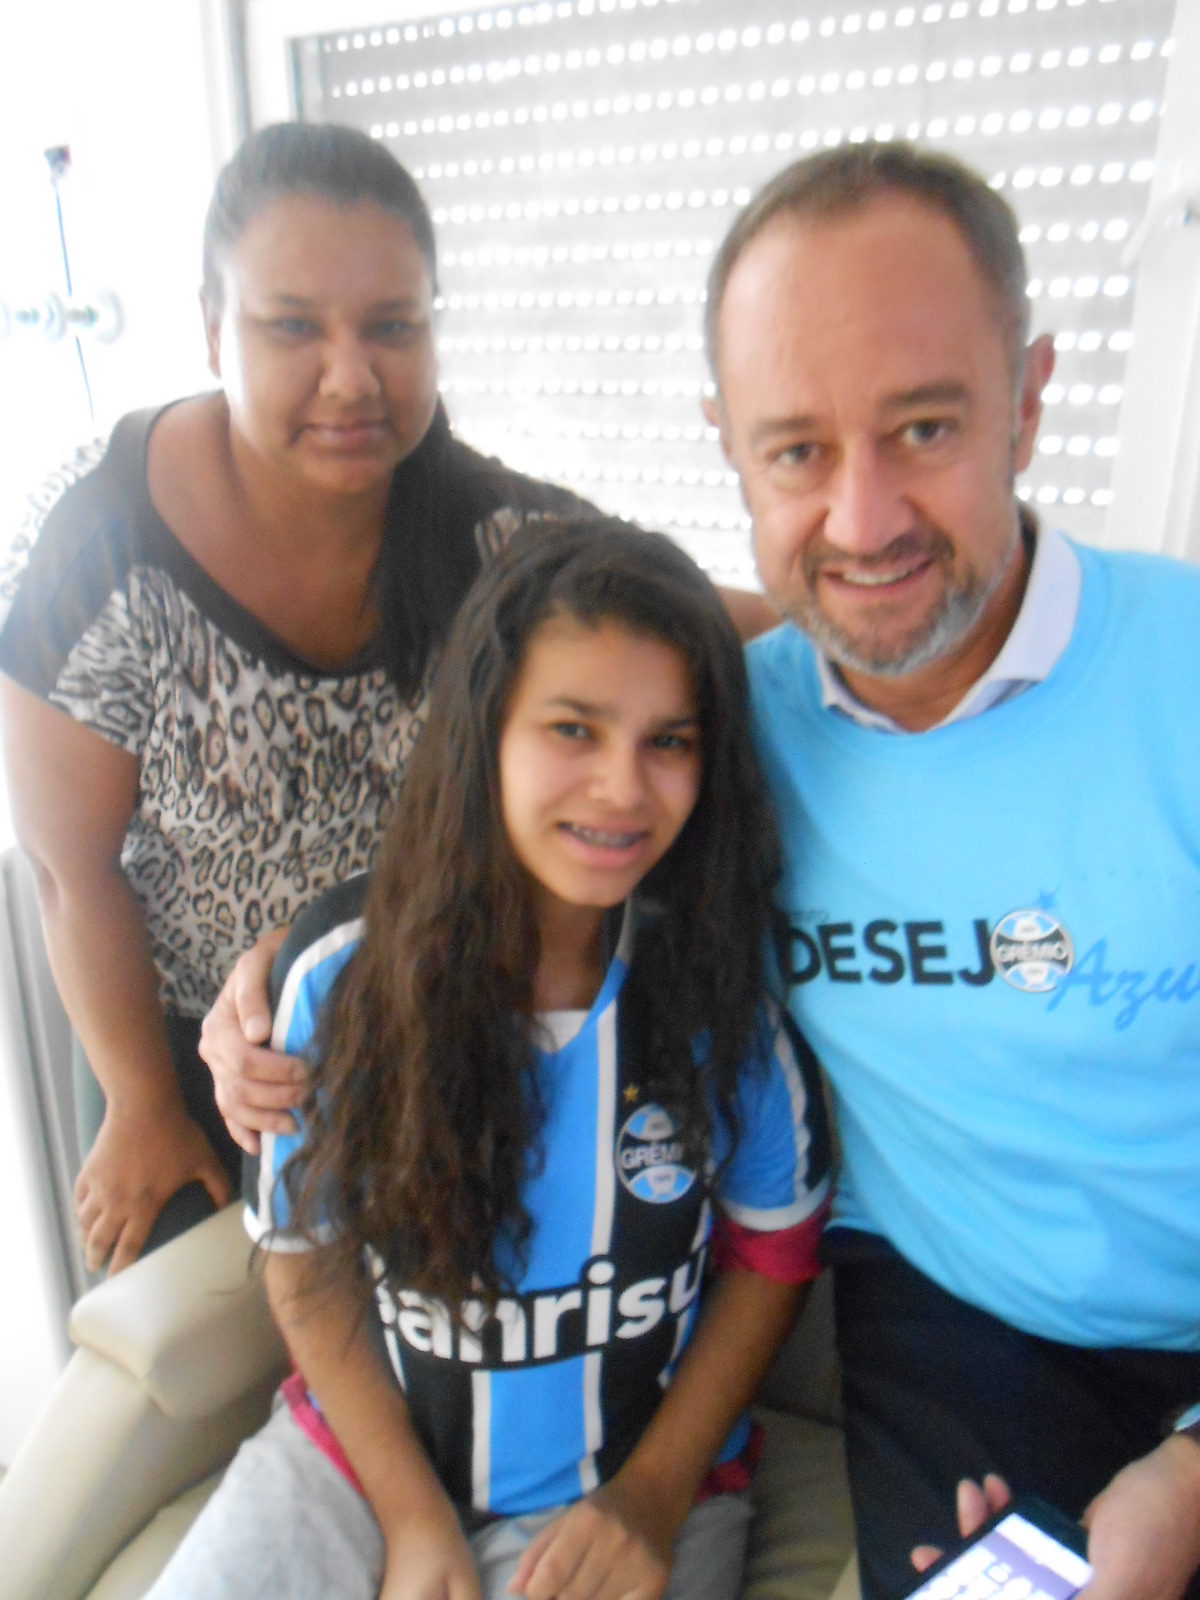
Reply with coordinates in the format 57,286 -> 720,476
293,0 -> 1174,581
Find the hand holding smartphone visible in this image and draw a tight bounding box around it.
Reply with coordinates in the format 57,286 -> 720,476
905,1495 -> 1092,1600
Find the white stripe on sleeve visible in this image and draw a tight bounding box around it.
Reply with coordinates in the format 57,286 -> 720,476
471,1370 -> 491,1510
590,999 -> 618,1258
271,916 -> 365,1052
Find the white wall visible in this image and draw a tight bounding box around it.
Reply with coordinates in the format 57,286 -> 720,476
0,0 -> 222,490
1105,0 -> 1200,562
0,0 -> 223,1466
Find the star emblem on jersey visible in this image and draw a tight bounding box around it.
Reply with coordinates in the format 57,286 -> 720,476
616,1105 -> 696,1203
623,1084 -> 640,1103
990,909 -> 1074,993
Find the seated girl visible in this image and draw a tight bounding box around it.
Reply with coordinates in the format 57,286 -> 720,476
150,521 -> 831,1600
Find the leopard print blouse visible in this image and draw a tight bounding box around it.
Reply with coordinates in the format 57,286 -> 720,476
0,406 -> 588,1017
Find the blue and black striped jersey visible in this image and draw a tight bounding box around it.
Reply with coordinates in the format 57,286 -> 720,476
247,876 -> 831,1515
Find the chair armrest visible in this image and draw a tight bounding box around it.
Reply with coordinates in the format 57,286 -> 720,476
68,1203 -> 286,1420
0,1205 -> 287,1600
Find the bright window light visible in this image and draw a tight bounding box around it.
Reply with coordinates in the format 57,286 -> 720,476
316,0 -> 1169,552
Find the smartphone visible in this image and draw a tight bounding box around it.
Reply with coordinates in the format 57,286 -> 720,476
903,1495 -> 1092,1600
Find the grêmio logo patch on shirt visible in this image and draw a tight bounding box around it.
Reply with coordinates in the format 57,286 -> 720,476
990,910 -> 1074,992
616,1105 -> 697,1204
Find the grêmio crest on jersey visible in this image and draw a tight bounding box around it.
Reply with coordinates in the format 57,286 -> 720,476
616,1104 -> 697,1204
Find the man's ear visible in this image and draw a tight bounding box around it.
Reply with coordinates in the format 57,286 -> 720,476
701,392 -> 734,466
202,290 -> 222,380
1013,333 -> 1056,474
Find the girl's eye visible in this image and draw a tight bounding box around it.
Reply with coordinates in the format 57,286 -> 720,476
650,731 -> 696,753
550,721 -> 592,742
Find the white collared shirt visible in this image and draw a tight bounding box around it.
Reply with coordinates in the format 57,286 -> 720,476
816,525 -> 1082,734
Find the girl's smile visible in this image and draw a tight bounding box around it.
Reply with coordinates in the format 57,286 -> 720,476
499,616 -> 702,921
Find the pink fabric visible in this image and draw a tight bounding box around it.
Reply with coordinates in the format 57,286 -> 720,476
281,1369 -> 364,1495
711,1204 -> 829,1285
697,1420 -> 764,1500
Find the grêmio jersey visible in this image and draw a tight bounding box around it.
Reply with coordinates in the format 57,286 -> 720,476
747,541 -> 1200,1352
246,877 -> 831,1515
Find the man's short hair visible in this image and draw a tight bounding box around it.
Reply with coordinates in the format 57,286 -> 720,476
705,141 -> 1030,379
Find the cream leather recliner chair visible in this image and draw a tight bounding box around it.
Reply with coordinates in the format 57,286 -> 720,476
0,1206 -> 286,1600
0,1204 -> 858,1600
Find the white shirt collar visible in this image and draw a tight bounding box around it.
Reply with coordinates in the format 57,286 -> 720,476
816,524 -> 1082,734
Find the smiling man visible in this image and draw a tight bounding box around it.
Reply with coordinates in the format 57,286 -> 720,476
705,143 -> 1200,1600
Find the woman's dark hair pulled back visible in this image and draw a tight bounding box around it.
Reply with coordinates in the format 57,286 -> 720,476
202,121 -> 436,312
286,519 -> 782,1311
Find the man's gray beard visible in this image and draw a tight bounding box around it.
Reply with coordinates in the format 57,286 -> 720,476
785,521 -> 1020,680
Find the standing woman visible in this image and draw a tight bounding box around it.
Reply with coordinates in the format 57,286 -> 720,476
0,123 -> 585,1275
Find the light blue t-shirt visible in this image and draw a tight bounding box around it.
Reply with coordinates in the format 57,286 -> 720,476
748,542 -> 1200,1351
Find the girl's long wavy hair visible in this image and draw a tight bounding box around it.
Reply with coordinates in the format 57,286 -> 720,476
286,520 -> 781,1308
